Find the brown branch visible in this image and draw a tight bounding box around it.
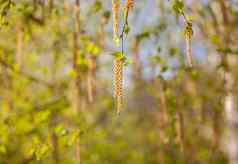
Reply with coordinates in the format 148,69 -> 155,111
218,0 -> 229,25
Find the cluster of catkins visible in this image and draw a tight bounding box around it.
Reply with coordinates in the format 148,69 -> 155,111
112,0 -> 134,114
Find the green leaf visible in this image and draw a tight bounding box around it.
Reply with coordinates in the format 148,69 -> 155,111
172,0 -> 184,14
149,55 -> 161,63
35,144 -> 49,161
136,31 -> 150,41
34,110 -> 51,124
54,125 -> 67,136
77,56 -> 89,67
186,15 -> 193,22
169,47 -> 178,56
112,51 -> 125,60
124,59 -> 134,66
124,24 -> 130,35
86,42 -> 101,56
113,36 -> 120,47
66,68 -> 77,78
89,0 -> 102,14
28,147 -> 35,157
209,35 -> 220,45
67,130 -> 80,146
103,10 -> 111,20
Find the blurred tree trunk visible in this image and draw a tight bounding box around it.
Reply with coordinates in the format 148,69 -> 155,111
87,56 -> 96,103
49,0 -> 54,11
50,43 -> 61,163
176,97 -> 185,153
72,0 -> 81,163
132,39 -> 142,82
218,0 -> 238,163
155,79 -> 169,163
157,79 -> 168,143
131,38 -> 144,103
86,16 -> 106,103
224,73 -> 238,164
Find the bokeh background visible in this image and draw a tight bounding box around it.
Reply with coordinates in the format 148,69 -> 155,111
0,0 -> 238,163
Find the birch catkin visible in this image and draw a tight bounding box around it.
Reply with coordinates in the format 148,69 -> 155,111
124,0 -> 134,24
112,0 -> 119,44
185,22 -> 193,67
114,59 -> 123,114
112,0 -> 134,114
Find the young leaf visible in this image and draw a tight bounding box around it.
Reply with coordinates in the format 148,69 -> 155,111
112,51 -> 125,60
172,0 -> 184,14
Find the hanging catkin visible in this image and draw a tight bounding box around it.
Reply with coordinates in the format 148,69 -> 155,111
112,0 -> 134,114
185,22 -> 193,67
114,58 -> 123,114
124,0 -> 134,24
112,0 -> 119,44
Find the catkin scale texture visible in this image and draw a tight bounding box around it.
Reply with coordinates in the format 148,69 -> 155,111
114,59 -> 123,113
112,0 -> 119,41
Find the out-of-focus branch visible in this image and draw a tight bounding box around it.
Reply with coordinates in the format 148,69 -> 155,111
0,57 -> 53,88
207,4 -> 220,35
218,0 -> 229,25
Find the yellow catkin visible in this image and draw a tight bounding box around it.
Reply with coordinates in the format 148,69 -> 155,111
124,0 -> 134,24
114,59 -> 123,114
112,0 -> 119,43
185,22 -> 193,67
